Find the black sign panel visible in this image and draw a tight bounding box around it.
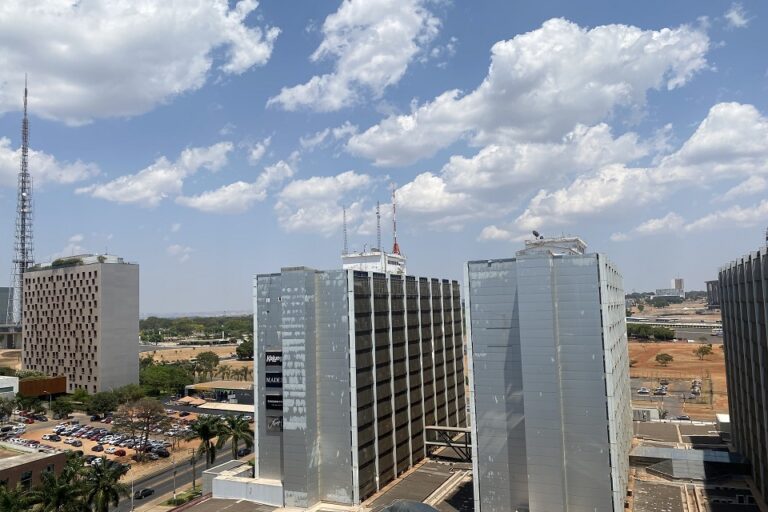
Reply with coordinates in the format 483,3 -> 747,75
265,351 -> 282,366
265,372 -> 282,388
266,395 -> 283,410
267,416 -> 283,433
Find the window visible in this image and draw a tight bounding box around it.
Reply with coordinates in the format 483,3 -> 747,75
20,471 -> 32,490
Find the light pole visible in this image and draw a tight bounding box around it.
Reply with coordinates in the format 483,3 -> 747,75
131,477 -> 135,511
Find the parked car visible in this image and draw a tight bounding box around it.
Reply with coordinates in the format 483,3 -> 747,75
90,415 -> 101,422
105,447 -> 117,455
114,449 -> 126,457
134,488 -> 154,499
637,387 -> 650,395
237,448 -> 252,457
178,411 -> 190,417
71,440 -> 82,447
676,415 -> 691,421
92,444 -> 104,452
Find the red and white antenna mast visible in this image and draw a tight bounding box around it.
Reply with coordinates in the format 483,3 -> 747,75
391,184 -> 400,255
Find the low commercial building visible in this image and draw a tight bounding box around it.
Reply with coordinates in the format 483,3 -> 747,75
185,380 -> 254,405
655,288 -> 685,299
236,266 -> 465,509
22,254 -> 139,393
0,376 -> 18,399
0,448 -> 66,489
466,236 -> 632,512
18,375 -> 66,398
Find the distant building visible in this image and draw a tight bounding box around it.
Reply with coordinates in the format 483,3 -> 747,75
466,236 -> 632,512
671,277 -> 684,292
654,288 -> 685,299
342,249 -> 406,274
706,280 -> 720,309
21,254 -> 139,393
243,266 -> 465,508
720,248 -> 768,503
0,287 -> 10,325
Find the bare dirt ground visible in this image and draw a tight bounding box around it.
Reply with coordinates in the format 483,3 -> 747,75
630,299 -> 720,323
0,349 -> 21,370
141,345 -> 237,364
629,341 -> 728,419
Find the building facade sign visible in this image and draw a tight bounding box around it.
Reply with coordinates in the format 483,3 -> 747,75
265,351 -> 282,366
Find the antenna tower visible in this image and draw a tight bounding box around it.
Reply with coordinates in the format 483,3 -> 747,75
342,206 -> 348,255
376,201 -> 381,251
391,185 -> 400,255
6,76 -> 34,324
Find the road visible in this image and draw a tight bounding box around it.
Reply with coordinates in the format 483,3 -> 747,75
673,329 -> 723,344
116,444 -> 240,511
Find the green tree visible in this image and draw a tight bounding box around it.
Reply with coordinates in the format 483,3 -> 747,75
83,459 -> 130,512
195,351 -> 220,381
694,344 -> 714,360
0,397 -> 15,423
236,339 -> 253,360
88,392 -> 118,416
638,304 -> 645,312
192,415 -> 223,468
140,364 -> 193,396
50,398 -> 74,420
0,367 -> 16,377
655,353 -> 674,367
27,468 -> 85,512
139,354 -> 155,371
112,384 -> 145,405
70,388 -> 90,410
15,394 -> 44,414
112,399 -> 170,461
0,484 -> 35,512
216,415 -> 254,460
651,327 -> 675,341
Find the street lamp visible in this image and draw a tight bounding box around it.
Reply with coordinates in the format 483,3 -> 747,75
131,477 -> 135,511
190,449 -> 198,490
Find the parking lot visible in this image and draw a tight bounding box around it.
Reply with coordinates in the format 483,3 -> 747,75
3,410 -> 205,481
631,377 -> 710,419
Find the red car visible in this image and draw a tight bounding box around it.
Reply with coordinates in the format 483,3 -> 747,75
114,449 -> 126,457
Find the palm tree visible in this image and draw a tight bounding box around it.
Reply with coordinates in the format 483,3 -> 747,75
83,459 -> 130,512
216,365 -> 232,380
216,415 -> 254,460
0,484 -> 36,512
192,415 -> 223,468
28,469 -> 85,512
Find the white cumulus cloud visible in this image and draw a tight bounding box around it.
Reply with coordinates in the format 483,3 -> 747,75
0,0 -> 279,125
275,171 -> 371,235
177,159 -> 294,214
167,244 -> 194,264
724,3 -> 750,29
0,137 -> 99,187
76,142 -> 233,207
268,0 -> 439,111
348,18 -> 710,166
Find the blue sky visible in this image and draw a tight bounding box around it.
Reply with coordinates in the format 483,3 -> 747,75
0,0 -> 766,315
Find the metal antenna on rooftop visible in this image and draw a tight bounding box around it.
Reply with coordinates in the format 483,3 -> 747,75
7,75 -> 34,324
342,206 -> 348,255
391,184 -> 400,255
376,201 -> 381,251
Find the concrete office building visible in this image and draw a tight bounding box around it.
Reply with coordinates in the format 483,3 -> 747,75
706,279 -> 721,309
720,247 -> 768,502
466,236 -> 632,512
249,267 -> 465,509
21,254 -> 139,393
672,277 -> 685,293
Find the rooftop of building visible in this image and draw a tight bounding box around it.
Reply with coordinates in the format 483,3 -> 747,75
0,449 -> 60,471
27,253 -> 133,272
185,380 -> 253,391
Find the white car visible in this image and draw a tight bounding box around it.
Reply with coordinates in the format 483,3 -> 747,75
105,447 -> 117,454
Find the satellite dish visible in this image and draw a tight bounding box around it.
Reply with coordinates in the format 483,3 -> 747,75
532,230 -> 540,238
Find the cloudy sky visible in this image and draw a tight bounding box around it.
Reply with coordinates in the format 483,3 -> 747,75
0,1 -> 766,315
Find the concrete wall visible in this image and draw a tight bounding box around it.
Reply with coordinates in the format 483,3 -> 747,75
99,263 -> 139,391
0,288 -> 10,324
